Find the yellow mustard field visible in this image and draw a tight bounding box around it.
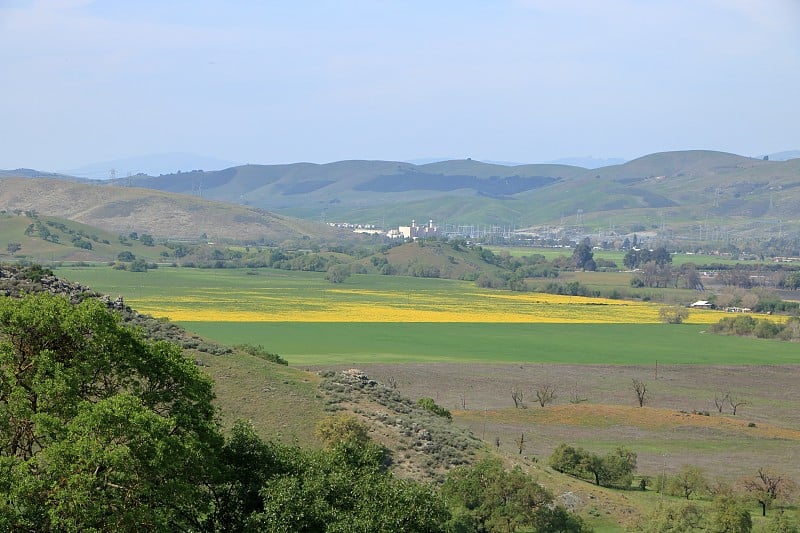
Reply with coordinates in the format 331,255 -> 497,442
134,288 -> 732,324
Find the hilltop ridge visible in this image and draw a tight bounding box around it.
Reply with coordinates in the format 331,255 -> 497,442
3,149 -> 800,241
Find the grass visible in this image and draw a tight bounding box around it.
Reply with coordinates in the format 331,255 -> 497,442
0,213 -> 171,262
193,347 -> 326,446
54,266 -> 733,325
177,322 -> 800,366
350,362 -> 800,495
487,246 -> 767,266
53,266 -> 799,366
50,264 -> 800,530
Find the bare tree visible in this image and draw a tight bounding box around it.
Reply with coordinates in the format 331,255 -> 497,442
569,386 -> 588,404
741,292 -> 760,310
743,468 -> 795,516
514,433 -> 525,455
633,379 -> 648,407
511,385 -> 525,409
535,384 -> 557,408
714,392 -> 730,413
728,395 -> 747,415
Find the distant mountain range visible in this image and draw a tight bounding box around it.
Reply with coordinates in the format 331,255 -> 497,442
763,150 -> 800,162
2,149 -> 800,240
544,156 -> 627,168
61,152 -> 239,179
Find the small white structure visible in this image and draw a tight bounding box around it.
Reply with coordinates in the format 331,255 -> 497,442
397,219 -> 439,239
690,300 -> 712,309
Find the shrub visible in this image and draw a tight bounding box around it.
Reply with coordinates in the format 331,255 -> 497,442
314,414 -> 371,447
417,397 -> 452,420
659,306 -> 689,324
233,343 -> 288,365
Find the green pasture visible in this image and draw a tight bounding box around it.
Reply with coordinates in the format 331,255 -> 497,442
175,322 -> 800,366
54,266 -> 800,367
55,265 -> 472,302
488,246 -> 764,267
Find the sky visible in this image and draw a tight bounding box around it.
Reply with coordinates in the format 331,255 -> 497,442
2,0 -> 799,172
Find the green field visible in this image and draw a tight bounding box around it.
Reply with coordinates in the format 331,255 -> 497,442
52,264 -> 800,530
54,266 -> 800,366
488,246 -> 765,266
175,322 -> 800,366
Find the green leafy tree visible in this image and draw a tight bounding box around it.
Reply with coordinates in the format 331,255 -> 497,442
0,292 -> 219,530
599,446 -> 637,488
549,443 -> 636,488
639,502 -> 705,532
710,496 -> 752,533
129,258 -> 149,272
659,306 -> 690,324
250,441 -> 448,532
444,456 -> 588,532
314,413 -> 371,448
0,275 -> 471,531
117,250 -> 136,262
572,238 -> 596,271
417,397 -> 453,420
324,263 -> 351,283
667,465 -> 708,500
549,443 -> 585,477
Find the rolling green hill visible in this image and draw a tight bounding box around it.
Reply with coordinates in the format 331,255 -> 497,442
5,150 -> 800,242
87,150 -> 800,234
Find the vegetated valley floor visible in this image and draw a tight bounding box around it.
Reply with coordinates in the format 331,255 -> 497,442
52,266 -> 800,497
310,362 -> 800,484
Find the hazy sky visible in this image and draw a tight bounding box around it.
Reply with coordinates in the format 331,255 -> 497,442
2,0 -> 799,171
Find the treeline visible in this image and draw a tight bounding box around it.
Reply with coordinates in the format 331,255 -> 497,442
79,232 -> 800,312
549,444 -> 637,489
710,314 -> 800,341
548,443 -> 799,531
0,291 -> 588,532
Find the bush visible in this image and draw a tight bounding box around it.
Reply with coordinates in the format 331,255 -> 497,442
325,264 -> 351,283
754,319 -> 781,338
417,397 -> 452,420
314,414 -> 371,447
659,306 -> 689,324
233,343 -> 287,365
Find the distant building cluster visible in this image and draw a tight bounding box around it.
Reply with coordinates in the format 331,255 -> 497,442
390,219 -> 439,239
328,219 -> 440,239
327,222 -> 381,234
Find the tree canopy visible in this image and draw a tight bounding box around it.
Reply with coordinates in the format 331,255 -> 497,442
0,286 -> 591,531
0,292 -> 219,530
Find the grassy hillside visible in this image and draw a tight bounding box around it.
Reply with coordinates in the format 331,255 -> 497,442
0,177 -> 339,243
7,151 -> 800,243
88,151 -> 800,233
0,212 -> 176,262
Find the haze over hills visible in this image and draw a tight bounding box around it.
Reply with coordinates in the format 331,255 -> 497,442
764,150 -> 800,162
544,156 -> 627,168
62,152 -> 240,179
